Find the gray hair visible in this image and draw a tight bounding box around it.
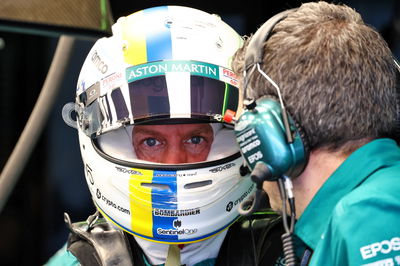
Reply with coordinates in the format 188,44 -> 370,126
233,1 -> 398,153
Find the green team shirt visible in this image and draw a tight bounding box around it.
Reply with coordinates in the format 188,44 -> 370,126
294,138 -> 400,265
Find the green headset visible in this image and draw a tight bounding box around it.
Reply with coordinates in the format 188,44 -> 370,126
232,9 -> 309,188
229,9 -> 400,190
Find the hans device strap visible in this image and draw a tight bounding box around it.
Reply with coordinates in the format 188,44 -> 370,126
65,211 -> 136,266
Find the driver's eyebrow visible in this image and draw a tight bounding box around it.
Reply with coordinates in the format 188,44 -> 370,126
132,127 -> 159,135
133,125 -> 213,136
185,127 -> 213,136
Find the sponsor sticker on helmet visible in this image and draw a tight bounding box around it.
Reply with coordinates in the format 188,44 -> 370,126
96,188 -> 131,215
126,60 -> 220,82
101,72 -> 124,91
153,208 -> 200,217
226,183 -> 255,212
157,227 -> 198,236
209,162 -> 236,173
91,50 -> 109,74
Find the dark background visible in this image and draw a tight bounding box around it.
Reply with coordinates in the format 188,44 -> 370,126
0,0 -> 398,265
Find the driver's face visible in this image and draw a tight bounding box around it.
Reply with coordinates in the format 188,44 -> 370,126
132,124 -> 214,164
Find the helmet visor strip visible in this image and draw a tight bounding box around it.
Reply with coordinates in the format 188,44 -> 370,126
77,60 -> 239,137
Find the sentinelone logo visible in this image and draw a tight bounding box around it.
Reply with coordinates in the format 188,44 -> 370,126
157,228 -> 198,236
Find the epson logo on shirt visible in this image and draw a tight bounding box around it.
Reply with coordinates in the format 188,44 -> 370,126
360,237 -> 400,259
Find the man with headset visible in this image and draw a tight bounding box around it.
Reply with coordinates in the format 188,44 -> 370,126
231,1 -> 400,265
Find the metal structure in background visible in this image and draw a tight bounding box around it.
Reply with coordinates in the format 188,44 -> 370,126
0,0 -> 113,213
0,0 -> 113,38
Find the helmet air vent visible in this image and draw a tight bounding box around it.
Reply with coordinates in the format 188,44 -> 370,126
141,183 -> 170,191
184,180 -> 212,189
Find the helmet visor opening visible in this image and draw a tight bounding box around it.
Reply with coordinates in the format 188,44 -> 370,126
127,74 -> 238,121
93,120 -> 241,168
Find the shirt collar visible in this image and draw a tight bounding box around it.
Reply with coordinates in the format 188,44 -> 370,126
294,138 -> 399,250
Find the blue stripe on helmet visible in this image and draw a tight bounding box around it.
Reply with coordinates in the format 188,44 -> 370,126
152,169 -> 178,240
143,6 -> 173,62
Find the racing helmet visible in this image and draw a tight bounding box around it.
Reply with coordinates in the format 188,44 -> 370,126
63,5 -> 254,244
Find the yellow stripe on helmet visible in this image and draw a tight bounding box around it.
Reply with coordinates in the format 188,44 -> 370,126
129,168 -> 154,237
121,11 -> 148,65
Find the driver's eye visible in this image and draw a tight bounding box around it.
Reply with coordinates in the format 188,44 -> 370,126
144,138 -> 159,147
188,136 -> 203,145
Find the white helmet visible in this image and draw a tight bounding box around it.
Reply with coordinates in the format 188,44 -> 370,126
63,5 -> 254,244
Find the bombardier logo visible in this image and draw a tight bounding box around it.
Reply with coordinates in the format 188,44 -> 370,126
153,208 -> 200,217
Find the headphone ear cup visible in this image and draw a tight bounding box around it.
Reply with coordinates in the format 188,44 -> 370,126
264,95 -> 310,161
235,98 -> 308,179
266,96 -> 310,175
